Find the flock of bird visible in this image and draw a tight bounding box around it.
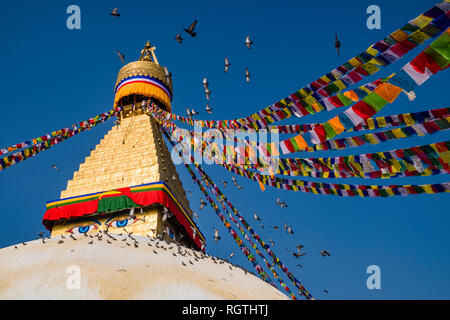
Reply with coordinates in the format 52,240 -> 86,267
110,9 -> 342,121
42,7 -> 339,295
186,176 -> 332,271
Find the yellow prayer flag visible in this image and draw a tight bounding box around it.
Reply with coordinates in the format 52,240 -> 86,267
366,46 -> 379,56
410,15 -> 433,28
366,118 -> 375,130
348,57 -> 362,68
409,30 -> 430,44
390,29 -> 409,42
392,128 -> 407,139
403,113 -> 415,125
377,117 -> 387,128
319,76 -> 331,84
423,185 -> 434,194
334,79 -> 346,90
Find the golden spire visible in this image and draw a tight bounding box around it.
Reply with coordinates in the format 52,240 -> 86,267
139,40 -> 159,64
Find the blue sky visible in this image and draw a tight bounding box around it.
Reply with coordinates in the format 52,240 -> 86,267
0,0 -> 449,299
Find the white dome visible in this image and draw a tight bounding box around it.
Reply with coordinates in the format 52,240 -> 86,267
0,234 -> 288,300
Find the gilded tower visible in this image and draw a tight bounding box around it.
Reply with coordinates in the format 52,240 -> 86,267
42,42 -> 204,250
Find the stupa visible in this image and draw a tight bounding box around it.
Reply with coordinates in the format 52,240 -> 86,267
0,42 -> 288,300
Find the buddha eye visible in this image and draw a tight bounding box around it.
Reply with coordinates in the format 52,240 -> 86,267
67,224 -> 98,234
107,218 -> 136,228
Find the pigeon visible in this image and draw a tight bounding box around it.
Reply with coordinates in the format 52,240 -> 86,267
184,20 -> 198,37
117,50 -> 125,64
153,249 -> 158,254
199,198 -> 207,210
335,33 -> 341,57
229,252 -> 235,259
202,77 -> 209,89
175,33 -> 183,44
182,261 -> 187,266
245,35 -> 253,49
213,229 -> 221,243
110,8 -> 120,17
293,252 -> 307,258
319,250 -> 331,257
231,176 -> 243,190
128,207 -> 135,219
191,226 -> 198,239
38,232 -> 45,238
219,180 -> 227,187
205,103 -> 213,114
245,68 -> 251,83
253,213 -> 261,221
204,87 -> 211,100
88,240 -> 93,244
276,197 -> 288,208
224,57 -> 231,73
287,225 -> 294,235
51,164 -> 59,171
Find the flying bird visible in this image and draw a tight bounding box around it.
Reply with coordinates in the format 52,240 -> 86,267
296,244 -> 304,252
335,33 -> 341,57
117,50 -> 125,64
204,87 -> 211,100
110,8 -> 120,17
202,77 -> 209,89
213,228 -> 221,243
287,225 -> 294,235
229,252 -> 234,259
51,164 -> 59,171
286,247 -> 306,258
175,33 -> 183,44
245,68 -> 251,83
184,20 -> 198,37
205,103 -> 213,114
245,35 -> 253,49
199,198 -> 207,210
231,176 -> 243,190
224,57 -> 231,73
270,225 -> 279,230
319,250 -> 331,257
253,213 -> 261,221
269,239 -> 275,247
193,211 -> 199,219
276,197 -> 288,208
219,180 -> 227,187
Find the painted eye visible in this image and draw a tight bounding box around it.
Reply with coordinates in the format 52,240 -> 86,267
107,218 -> 136,228
67,224 -> 98,234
